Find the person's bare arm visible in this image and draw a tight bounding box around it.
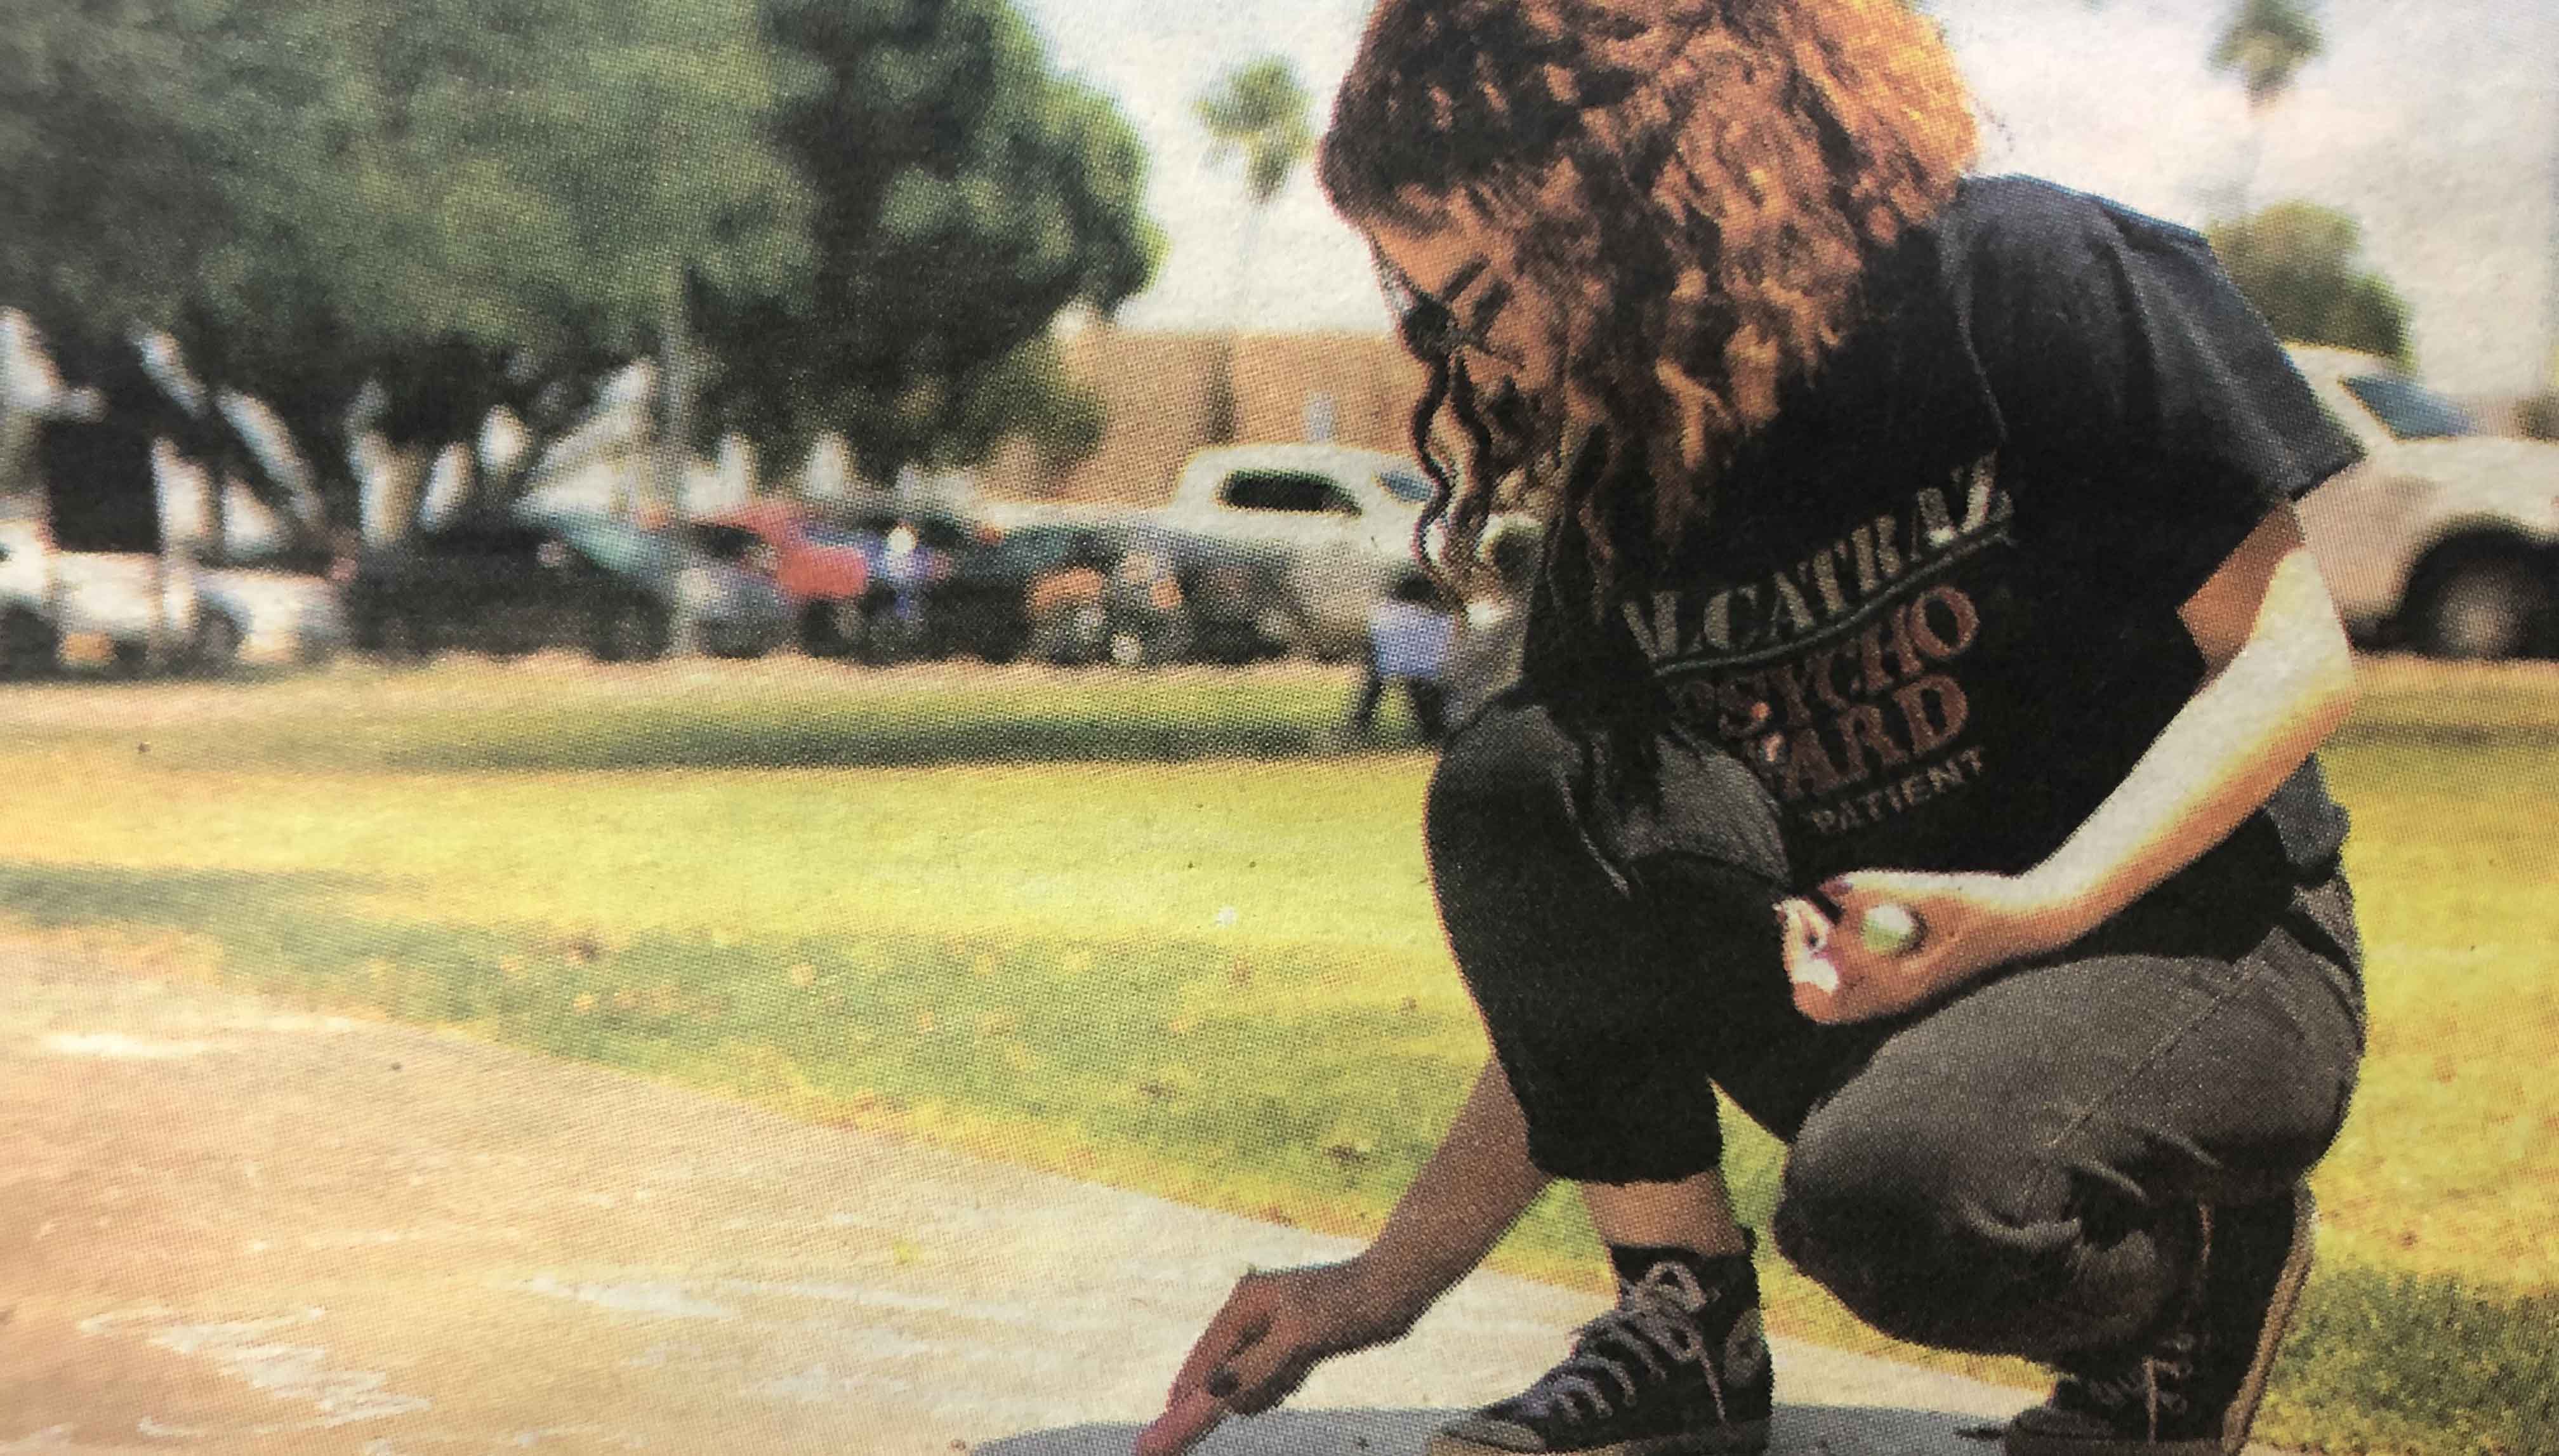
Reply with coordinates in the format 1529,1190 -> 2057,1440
1137,1058 -> 1550,1455
1785,503 -> 2359,1021
1352,1056 -> 1554,1306
2023,501 -> 2357,922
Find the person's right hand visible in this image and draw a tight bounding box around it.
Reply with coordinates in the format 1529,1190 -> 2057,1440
1134,1259 -> 1418,1456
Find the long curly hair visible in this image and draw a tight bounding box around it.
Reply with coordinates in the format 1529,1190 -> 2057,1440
1321,0 -> 1977,607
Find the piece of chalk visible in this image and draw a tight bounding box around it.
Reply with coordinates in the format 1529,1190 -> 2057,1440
1859,903 -> 1925,956
1793,955 -> 1841,995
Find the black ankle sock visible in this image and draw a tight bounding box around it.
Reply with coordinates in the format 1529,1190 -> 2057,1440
1609,1234 -> 1757,1294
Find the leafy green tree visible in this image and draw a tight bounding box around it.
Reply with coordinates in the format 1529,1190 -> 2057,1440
2207,202 -> 2410,362
0,0 -> 811,537
692,0 -> 1162,485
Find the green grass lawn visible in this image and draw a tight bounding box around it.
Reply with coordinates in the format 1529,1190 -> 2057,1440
0,654 -> 2549,1454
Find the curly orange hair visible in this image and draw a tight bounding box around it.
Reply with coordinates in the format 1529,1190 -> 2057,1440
1322,0 -> 1978,600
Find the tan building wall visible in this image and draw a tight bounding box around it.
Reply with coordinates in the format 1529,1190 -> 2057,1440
979,329 -> 1430,505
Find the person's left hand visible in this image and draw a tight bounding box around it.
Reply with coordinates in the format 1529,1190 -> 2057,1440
1777,871 -> 2094,1024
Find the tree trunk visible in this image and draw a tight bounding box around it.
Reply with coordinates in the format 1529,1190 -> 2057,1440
658,261 -> 700,655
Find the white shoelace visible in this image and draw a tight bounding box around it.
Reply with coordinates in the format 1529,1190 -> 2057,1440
1519,1264 -> 1719,1425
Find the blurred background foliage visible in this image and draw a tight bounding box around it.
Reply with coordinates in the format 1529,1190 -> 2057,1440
2209,202 -> 2413,364
0,0 -> 1159,521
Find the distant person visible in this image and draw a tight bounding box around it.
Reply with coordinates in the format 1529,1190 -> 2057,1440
872,520 -> 932,652
1144,4 -> 2369,1456
1351,572 -> 1457,742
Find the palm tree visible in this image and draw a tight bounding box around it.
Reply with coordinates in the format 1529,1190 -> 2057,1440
2209,0 -> 2325,216
1196,58 -> 1315,441
2212,0 -> 2325,108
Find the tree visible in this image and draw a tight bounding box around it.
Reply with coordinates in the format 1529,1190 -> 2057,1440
2211,0 -> 2325,109
1194,56 -> 1314,442
2207,202 -> 2410,362
2205,0 -> 2324,218
1198,59 -> 1316,213
0,0 -> 812,538
692,0 -> 1162,487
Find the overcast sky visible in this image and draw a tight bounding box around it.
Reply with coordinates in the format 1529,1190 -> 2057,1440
1019,0 -> 2559,395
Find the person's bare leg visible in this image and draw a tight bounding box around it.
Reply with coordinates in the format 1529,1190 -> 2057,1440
1582,1172 -> 1752,1257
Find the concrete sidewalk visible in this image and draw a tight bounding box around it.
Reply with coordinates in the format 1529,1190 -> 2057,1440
0,942 -> 2039,1456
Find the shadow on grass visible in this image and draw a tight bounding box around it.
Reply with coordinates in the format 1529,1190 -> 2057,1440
193,685 -> 1451,774
2329,717 -> 2559,755
370,713 -> 1333,772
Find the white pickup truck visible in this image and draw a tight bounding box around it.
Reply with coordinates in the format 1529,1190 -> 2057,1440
1137,443 -> 1443,659
2289,345 -> 2559,659
0,522 -> 345,675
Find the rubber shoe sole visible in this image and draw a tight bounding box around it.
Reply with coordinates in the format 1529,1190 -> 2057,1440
2006,1186 -> 2318,1456
1428,1417 -> 1772,1456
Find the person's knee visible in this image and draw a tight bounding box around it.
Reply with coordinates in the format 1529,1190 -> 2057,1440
1775,1102 -> 2060,1347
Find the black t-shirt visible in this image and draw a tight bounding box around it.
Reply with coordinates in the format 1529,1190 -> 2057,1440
1522,175 -> 2363,903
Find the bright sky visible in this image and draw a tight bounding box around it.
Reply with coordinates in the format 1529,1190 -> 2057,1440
1019,0 -> 2559,395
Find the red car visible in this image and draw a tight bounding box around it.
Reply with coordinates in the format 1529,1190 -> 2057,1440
703,501 -> 874,656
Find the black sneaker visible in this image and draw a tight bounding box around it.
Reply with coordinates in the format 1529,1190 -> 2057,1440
1430,1249 -> 1773,1456
2006,1186 -> 2318,1456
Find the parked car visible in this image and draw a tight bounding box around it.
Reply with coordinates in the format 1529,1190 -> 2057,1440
47,550 -> 241,675
199,566 -> 347,667
0,518 -> 59,678
0,516 -> 325,677
923,522 -> 1183,665
346,509 -> 788,663
676,520 -> 794,659
2289,345 -> 2559,659
1129,524 -> 1305,665
1139,444 -> 1443,659
816,504 -> 991,663
701,501 -> 873,656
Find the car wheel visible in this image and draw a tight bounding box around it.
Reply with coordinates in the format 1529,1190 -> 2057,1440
1252,602 -> 1312,660
2407,547 -> 2548,661
591,600 -> 671,663
190,611 -> 244,675
0,607 -> 58,680
373,612 -> 437,665
1031,603 -> 1109,666
1106,609 -> 1192,668
801,600 -> 863,657
974,621 -> 1026,666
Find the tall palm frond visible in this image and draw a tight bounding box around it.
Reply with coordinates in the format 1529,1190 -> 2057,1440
2212,0 -> 2325,110
1196,60 -> 1315,206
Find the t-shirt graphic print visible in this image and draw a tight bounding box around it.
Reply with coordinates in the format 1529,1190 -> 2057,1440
1633,458 -> 2011,849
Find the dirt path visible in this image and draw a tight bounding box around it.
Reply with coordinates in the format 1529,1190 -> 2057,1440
0,941 -> 2037,1456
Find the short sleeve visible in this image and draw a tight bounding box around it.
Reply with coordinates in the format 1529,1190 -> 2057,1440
1948,178 -> 2365,610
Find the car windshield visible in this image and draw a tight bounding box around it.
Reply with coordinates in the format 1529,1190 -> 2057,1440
2342,373 -> 2475,441
555,519 -> 673,577
1380,467 -> 1439,506
689,525 -> 762,563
